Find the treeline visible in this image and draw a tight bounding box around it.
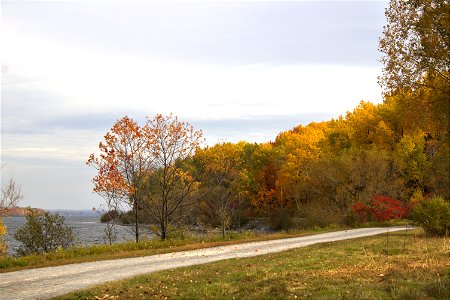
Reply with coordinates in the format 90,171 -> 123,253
90,0 -> 449,240
189,76 -> 449,231
92,73 -> 448,239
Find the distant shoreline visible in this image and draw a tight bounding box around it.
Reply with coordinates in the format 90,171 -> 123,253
47,209 -> 99,217
1,207 -> 98,217
0,206 -> 46,217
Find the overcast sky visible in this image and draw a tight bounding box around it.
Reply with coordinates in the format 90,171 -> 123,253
1,0 -> 388,210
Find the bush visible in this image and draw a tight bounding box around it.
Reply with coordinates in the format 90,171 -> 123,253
100,210 -> 119,223
269,208 -> 294,231
352,195 -> 408,223
14,211 -> 76,256
411,196 -> 450,237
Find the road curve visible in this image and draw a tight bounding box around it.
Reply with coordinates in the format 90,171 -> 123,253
0,226 -> 409,300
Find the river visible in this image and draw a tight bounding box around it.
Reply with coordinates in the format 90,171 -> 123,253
2,215 -> 153,256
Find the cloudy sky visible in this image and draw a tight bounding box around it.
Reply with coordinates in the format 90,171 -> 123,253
1,0 -> 388,210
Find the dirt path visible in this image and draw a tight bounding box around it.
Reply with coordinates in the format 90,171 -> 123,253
0,226 -> 408,300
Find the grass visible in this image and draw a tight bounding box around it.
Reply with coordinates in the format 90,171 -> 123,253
0,226 -> 341,273
56,228 -> 449,300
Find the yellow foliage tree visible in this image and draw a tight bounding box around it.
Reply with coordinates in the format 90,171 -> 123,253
195,142 -> 245,236
0,219 -> 7,256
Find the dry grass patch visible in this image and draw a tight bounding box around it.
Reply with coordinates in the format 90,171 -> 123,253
58,228 -> 449,299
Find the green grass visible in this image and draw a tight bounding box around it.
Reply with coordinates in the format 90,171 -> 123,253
57,229 -> 450,300
0,228 -> 340,273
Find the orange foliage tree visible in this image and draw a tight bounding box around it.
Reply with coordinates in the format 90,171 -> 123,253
88,114 -> 202,241
87,116 -> 154,242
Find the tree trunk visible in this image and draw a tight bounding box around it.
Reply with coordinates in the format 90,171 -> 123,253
134,199 -> 139,243
160,218 -> 167,241
221,220 -> 225,238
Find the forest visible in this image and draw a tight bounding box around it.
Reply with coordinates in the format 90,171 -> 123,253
87,0 -> 449,242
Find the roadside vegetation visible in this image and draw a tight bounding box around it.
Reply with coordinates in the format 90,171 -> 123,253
57,228 -> 449,300
14,211 -> 75,256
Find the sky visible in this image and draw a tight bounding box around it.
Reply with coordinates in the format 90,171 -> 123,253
1,0 -> 388,210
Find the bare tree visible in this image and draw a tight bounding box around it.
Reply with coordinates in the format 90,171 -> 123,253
1,178 -> 24,215
98,193 -> 121,245
1,164 -> 24,255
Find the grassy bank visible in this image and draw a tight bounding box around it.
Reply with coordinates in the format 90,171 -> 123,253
57,228 -> 449,300
0,226 -> 342,273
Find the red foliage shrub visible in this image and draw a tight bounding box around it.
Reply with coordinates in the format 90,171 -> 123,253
352,201 -> 371,223
352,195 -> 408,223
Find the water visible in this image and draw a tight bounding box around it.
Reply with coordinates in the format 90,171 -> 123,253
2,215 -> 153,256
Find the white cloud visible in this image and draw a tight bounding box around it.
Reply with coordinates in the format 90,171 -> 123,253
2,21 -> 383,168
3,25 -> 382,120
1,0 -> 386,209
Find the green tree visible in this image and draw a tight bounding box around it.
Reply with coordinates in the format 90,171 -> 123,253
14,211 -> 75,256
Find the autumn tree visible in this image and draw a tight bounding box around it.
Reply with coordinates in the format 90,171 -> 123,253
379,1 -> 449,192
1,164 -> 24,255
381,76 -> 449,139
87,116 -> 154,242
88,114 -> 202,241
142,114 -> 203,240
0,220 -> 5,255
427,132 -> 450,199
379,0 -> 449,93
306,154 -> 354,217
195,143 -> 244,237
394,130 -> 429,195
275,122 -> 328,211
250,142 -> 283,211
325,116 -> 352,154
306,147 -> 405,222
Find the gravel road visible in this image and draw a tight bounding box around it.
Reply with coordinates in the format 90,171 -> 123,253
0,226 -> 409,300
